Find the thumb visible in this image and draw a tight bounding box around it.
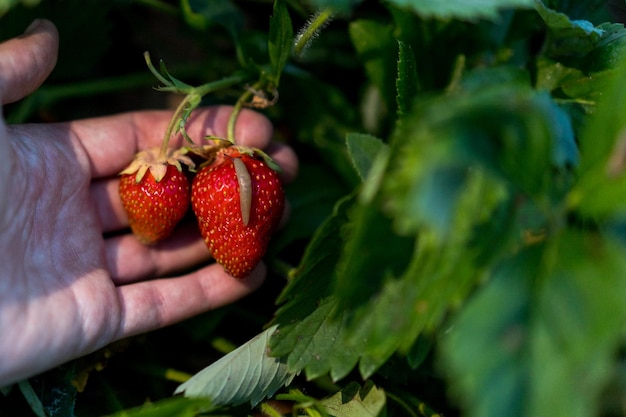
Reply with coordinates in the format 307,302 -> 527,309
0,19 -> 59,105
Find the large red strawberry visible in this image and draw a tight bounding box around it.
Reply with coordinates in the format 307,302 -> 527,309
119,147 -> 194,245
191,147 -> 285,278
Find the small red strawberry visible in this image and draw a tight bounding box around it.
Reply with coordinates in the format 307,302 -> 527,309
119,147 -> 194,245
191,146 -> 285,278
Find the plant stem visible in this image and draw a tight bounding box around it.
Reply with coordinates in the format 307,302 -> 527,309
144,51 -> 172,86
160,94 -> 192,157
159,73 -> 252,155
226,80 -> 265,144
194,72 -> 251,97
446,54 -> 466,94
293,8 -> 334,58
227,94 -> 250,145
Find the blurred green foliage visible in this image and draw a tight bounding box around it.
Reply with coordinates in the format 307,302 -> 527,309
3,0 -> 626,416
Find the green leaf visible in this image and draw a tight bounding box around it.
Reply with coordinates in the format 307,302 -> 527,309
569,50 -> 626,218
441,244 -> 540,417
320,381 -> 386,417
441,230 -> 626,417
271,296 -> 360,381
341,210 -> 500,376
334,198 -> 416,317
535,0 -> 605,51
274,193 -> 353,309
270,195 -> 362,381
345,133 -> 387,181
385,85 -> 558,237
334,169 -> 509,375
583,22 -> 626,72
268,0 -> 293,86
540,0 -> 611,23
386,0 -> 534,21
175,325 -> 296,407
535,57 -> 587,93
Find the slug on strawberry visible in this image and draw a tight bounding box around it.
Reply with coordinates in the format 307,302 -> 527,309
191,146 -> 285,278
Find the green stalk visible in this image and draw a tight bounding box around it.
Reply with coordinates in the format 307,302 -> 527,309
194,72 -> 250,97
226,93 -> 250,144
159,94 -> 193,158
144,51 -> 172,87
293,8 -> 334,58
159,73 -> 253,155
226,80 -> 265,144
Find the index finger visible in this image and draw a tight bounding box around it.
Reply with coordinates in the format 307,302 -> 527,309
68,105 -> 274,178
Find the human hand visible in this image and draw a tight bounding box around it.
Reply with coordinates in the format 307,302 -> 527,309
0,20 -> 298,386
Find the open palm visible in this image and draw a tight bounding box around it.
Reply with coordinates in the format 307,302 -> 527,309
0,20 -> 298,386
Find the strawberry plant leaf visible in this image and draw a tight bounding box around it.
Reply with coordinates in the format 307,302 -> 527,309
535,57 -> 592,99
345,133 -> 387,181
569,51 -> 626,219
384,83 -> 574,238
536,0 -> 605,46
274,194 -> 354,308
341,175 -> 510,375
270,195 -> 362,381
271,296 -> 360,381
440,230 -> 626,417
319,381 -> 386,417
175,325 -> 296,407
386,0 -> 534,21
268,0 -> 292,87
334,199 -> 415,315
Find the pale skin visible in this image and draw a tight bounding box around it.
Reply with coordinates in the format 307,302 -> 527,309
0,20 -> 298,386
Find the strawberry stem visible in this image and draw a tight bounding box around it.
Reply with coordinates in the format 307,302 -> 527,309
195,73 -> 250,97
293,8 -> 334,58
160,94 -> 193,158
226,80 -> 265,144
144,51 -> 173,87
159,73 -> 253,158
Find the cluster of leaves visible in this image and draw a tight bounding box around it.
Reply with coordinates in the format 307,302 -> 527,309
266,1 -> 626,416
4,0 -> 626,416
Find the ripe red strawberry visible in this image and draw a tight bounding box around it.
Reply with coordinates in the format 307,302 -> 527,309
191,147 -> 285,278
119,148 -> 193,245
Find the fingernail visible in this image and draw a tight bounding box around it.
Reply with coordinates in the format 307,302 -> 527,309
24,19 -> 43,34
